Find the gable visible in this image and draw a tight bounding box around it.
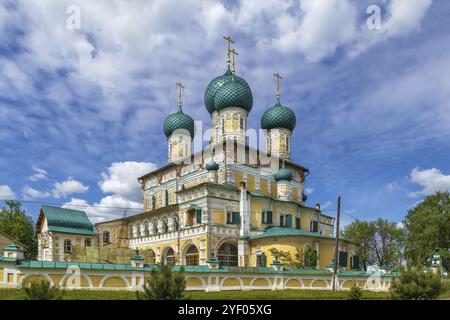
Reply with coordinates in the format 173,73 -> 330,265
38,206 -> 95,235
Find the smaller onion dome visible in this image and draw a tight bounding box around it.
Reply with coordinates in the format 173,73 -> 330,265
163,106 -> 195,138
205,159 -> 219,171
261,102 -> 296,132
274,164 -> 293,182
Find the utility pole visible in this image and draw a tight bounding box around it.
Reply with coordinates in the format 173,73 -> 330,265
332,195 -> 341,291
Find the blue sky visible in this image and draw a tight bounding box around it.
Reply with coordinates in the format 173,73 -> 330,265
0,0 -> 449,225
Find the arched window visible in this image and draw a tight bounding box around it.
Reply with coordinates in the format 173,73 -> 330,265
128,225 -> 133,238
103,231 -> 110,243
185,245 -> 199,266
85,238 -> 91,247
162,219 -> 169,233
153,222 -> 158,234
143,222 -> 149,236
64,239 -> 72,253
165,248 -> 176,265
217,243 -> 238,266
145,249 -> 156,265
173,217 -> 179,231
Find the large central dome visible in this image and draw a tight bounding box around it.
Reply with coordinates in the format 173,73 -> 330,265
204,66 -> 253,114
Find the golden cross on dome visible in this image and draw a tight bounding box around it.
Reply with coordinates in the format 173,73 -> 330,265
176,82 -> 185,107
273,72 -> 282,101
223,35 -> 235,66
230,48 -> 239,75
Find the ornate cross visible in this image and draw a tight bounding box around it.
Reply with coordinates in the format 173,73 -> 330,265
273,72 -> 282,101
230,48 -> 239,75
176,82 -> 185,107
223,35 -> 235,66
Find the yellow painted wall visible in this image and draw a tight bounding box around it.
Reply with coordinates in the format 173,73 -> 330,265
103,277 -> 127,288
260,179 -> 268,194
235,171 -> 243,187
247,175 -> 255,192
292,188 -> 299,202
271,183 -> 277,198
222,278 -> 241,287
212,208 -> 225,224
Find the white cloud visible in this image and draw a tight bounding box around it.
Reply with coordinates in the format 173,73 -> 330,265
0,185 -> 15,199
62,195 -> 143,222
271,0 -> 358,62
304,187 -> 314,195
22,186 -> 51,200
385,0 -> 433,37
52,177 -> 89,198
99,161 -> 157,202
408,167 -> 450,197
321,201 -> 332,209
387,181 -> 399,192
28,166 -> 48,181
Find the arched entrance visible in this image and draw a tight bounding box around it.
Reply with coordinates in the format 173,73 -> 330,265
185,245 -> 199,266
217,243 -> 238,266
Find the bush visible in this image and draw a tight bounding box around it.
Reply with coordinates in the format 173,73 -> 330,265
347,285 -> 362,300
390,270 -> 443,300
136,263 -> 186,300
23,281 -> 65,300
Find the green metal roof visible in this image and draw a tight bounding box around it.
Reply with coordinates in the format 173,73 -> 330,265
163,106 -> 195,138
204,66 -> 253,114
41,205 -> 95,235
14,259 -> 399,277
261,102 -> 296,131
205,159 -> 219,171
4,241 -> 22,252
213,79 -> 253,113
274,164 -> 293,182
250,226 -> 334,240
0,256 -> 17,262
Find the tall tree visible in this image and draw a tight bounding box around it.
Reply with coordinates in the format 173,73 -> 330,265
342,219 -> 403,270
403,191 -> 450,271
0,201 -> 37,259
342,220 -> 375,270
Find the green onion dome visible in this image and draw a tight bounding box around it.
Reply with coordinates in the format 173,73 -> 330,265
204,67 -> 253,114
274,165 -> 293,182
261,102 -> 296,132
205,159 -> 219,171
163,107 -> 195,138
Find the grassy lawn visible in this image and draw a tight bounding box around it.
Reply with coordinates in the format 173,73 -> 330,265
0,288 -> 390,300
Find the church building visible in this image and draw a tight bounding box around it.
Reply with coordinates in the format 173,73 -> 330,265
35,37 -> 358,271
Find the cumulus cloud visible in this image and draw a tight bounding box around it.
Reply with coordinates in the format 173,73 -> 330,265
304,187 -> 314,195
0,185 -> 15,199
271,0 -> 358,62
98,161 -> 157,202
408,167 -> 450,197
62,196 -> 143,222
22,186 -> 51,200
28,166 -> 48,181
52,177 -> 89,198
62,161 -> 155,221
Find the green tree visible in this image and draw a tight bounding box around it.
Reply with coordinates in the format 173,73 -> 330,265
342,220 -> 374,270
0,201 -> 37,259
342,219 -> 403,270
269,247 -> 305,268
390,270 -> 443,300
23,281 -> 65,300
304,245 -> 318,269
347,284 -> 362,300
136,263 -> 186,300
403,192 -> 450,271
